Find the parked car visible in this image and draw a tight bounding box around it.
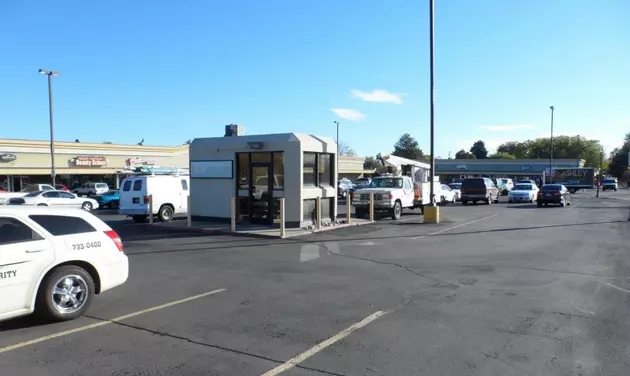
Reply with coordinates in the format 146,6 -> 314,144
439,184 -> 458,204
602,178 -> 618,191
499,178 -> 514,195
119,174 -> 189,223
537,184 -> 571,207
337,180 -> 354,199
460,177 -> 500,205
55,184 -> 70,191
0,184 -> 56,205
73,183 -> 110,197
94,190 -> 120,209
8,190 -> 99,211
508,183 -> 538,203
448,182 -> 462,201
0,206 -> 128,322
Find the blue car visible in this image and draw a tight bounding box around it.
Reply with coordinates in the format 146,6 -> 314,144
94,190 -> 120,209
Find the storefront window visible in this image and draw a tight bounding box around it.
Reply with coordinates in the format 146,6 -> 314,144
303,153 -> 316,186
251,152 -> 271,164
237,153 -> 249,189
318,154 -> 332,187
273,152 -> 284,189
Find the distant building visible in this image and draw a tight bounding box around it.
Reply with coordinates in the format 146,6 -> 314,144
435,158 -> 583,181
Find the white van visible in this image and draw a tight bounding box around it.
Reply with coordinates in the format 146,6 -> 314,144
118,174 -> 190,223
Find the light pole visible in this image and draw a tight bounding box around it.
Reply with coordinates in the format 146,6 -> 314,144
596,146 -> 603,198
549,106 -> 554,183
39,69 -> 60,186
333,120 -> 340,180
576,134 -> 580,166
429,0 -> 436,207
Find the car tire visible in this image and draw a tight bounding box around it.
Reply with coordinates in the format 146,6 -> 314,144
110,200 -> 119,210
561,199 -> 566,207
35,265 -> 95,322
391,201 -> 402,220
452,196 -> 456,204
462,200 -> 468,205
537,202 -> 542,208
37,203 -> 48,206
81,201 -> 93,211
486,197 -> 492,205
158,205 -> 174,222
341,191 -> 347,198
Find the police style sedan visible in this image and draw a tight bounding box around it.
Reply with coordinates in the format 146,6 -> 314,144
8,190 -> 99,211
0,207 -> 128,322
508,183 -> 538,203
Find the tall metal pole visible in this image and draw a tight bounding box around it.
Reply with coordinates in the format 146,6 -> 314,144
47,73 -> 56,186
40,69 -> 59,186
596,146 -> 603,198
576,135 -> 580,166
549,106 -> 554,183
429,0 -> 436,206
334,120 -> 340,180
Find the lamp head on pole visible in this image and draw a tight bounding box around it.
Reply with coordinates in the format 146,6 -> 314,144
550,106 -> 554,111
39,69 -> 60,76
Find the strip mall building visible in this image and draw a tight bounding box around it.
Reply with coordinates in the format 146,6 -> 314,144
0,138 -> 374,192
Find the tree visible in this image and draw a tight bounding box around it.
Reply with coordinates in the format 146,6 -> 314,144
338,141 -> 356,156
363,156 -> 382,170
470,140 -> 488,159
608,133 -> 630,178
392,133 -> 424,160
488,152 -> 516,159
455,149 -> 475,159
185,139 -> 192,145
494,136 -> 605,168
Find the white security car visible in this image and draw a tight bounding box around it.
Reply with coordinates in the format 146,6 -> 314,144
508,183 -> 539,203
8,190 -> 99,211
0,207 -> 128,322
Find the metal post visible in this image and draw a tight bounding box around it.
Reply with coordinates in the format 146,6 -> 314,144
46,73 -> 56,186
230,196 -> 236,232
316,197 -> 322,229
186,195 -> 192,227
279,198 -> 286,238
428,0 -> 436,207
369,192 -> 375,221
596,147 -> 603,198
148,195 -> 153,224
549,106 -> 555,183
576,135 -> 580,166
346,196 -> 351,224
334,120 -> 340,182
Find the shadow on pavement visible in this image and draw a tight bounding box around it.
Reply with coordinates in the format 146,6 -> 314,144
429,220 -> 627,238
0,315 -> 54,332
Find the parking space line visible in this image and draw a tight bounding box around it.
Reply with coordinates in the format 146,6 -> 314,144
599,281 -> 630,294
411,213 -> 498,240
0,288 -> 226,354
260,310 -> 388,376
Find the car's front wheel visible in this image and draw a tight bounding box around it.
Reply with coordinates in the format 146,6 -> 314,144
36,265 -> 95,321
391,201 -> 402,220
82,201 -> 93,211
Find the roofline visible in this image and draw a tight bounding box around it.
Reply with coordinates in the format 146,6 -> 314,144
0,138 -> 189,152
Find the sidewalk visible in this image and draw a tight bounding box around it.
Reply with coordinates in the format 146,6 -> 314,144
146,217 -> 374,239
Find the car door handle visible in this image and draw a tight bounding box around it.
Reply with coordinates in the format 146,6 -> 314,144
25,249 -> 44,254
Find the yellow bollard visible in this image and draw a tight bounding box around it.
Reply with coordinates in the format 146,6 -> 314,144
148,194 -> 153,224
279,198 -> 286,238
369,193 -> 375,222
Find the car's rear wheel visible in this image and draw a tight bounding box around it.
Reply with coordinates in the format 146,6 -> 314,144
462,200 -> 468,205
110,200 -> 119,209
158,205 -> 174,222
452,196 -> 456,204
36,265 -> 95,322
82,201 -> 93,211
486,197 -> 492,205
37,203 -> 48,206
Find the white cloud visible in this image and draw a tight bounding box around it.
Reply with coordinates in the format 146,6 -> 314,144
331,108 -> 366,122
479,124 -> 535,131
350,89 -> 404,104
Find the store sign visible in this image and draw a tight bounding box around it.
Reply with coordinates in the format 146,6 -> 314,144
72,156 -> 108,167
521,165 -> 531,171
455,165 -> 468,170
126,156 -> 156,167
0,153 -> 17,163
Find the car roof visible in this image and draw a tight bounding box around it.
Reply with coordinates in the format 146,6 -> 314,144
0,206 -> 91,217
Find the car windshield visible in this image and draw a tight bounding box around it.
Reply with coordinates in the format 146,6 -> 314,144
24,191 -> 43,197
514,184 -> 532,190
449,183 -> 461,189
369,178 -> 403,188
541,184 -> 562,191
604,179 -> 615,184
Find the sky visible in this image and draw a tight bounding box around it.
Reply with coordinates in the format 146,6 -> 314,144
0,0 -> 628,158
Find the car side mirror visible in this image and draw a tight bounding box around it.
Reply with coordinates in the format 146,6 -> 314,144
70,195 -> 76,199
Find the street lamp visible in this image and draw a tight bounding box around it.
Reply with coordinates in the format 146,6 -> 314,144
39,69 -> 59,186
333,120 -> 340,180
429,0 -> 436,207
549,105 -> 554,183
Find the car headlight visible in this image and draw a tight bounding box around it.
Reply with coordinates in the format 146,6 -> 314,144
352,193 -> 360,199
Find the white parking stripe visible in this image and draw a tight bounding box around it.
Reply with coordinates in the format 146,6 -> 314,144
261,310 -> 388,375
599,281 -> 630,294
0,288 -> 226,354
411,214 -> 498,240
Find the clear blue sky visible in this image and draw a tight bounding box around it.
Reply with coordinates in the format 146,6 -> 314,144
1,0 -> 628,157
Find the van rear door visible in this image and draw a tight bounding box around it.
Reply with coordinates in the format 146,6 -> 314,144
119,177 -> 149,215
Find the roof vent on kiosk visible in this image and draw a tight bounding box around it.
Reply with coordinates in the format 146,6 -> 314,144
224,124 -> 245,137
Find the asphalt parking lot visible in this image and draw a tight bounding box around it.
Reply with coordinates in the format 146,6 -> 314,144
1,190 -> 629,375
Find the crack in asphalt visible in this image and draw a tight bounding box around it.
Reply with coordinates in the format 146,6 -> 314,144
83,314 -> 346,376
320,243 -> 459,289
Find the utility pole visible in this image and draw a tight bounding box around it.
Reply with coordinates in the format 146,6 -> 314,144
428,0 -> 436,207
39,69 -> 60,186
576,135 -> 581,166
549,106 -> 554,183
596,146 -> 603,198
333,120 -> 340,181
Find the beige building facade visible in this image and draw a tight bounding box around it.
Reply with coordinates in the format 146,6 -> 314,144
0,138 -> 189,191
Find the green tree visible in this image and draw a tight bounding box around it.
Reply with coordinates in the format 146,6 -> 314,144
495,136 -> 604,167
488,152 -> 516,159
392,133 -> 424,160
455,149 -> 475,159
608,133 -> 630,178
470,140 -> 488,159
363,156 -> 382,169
